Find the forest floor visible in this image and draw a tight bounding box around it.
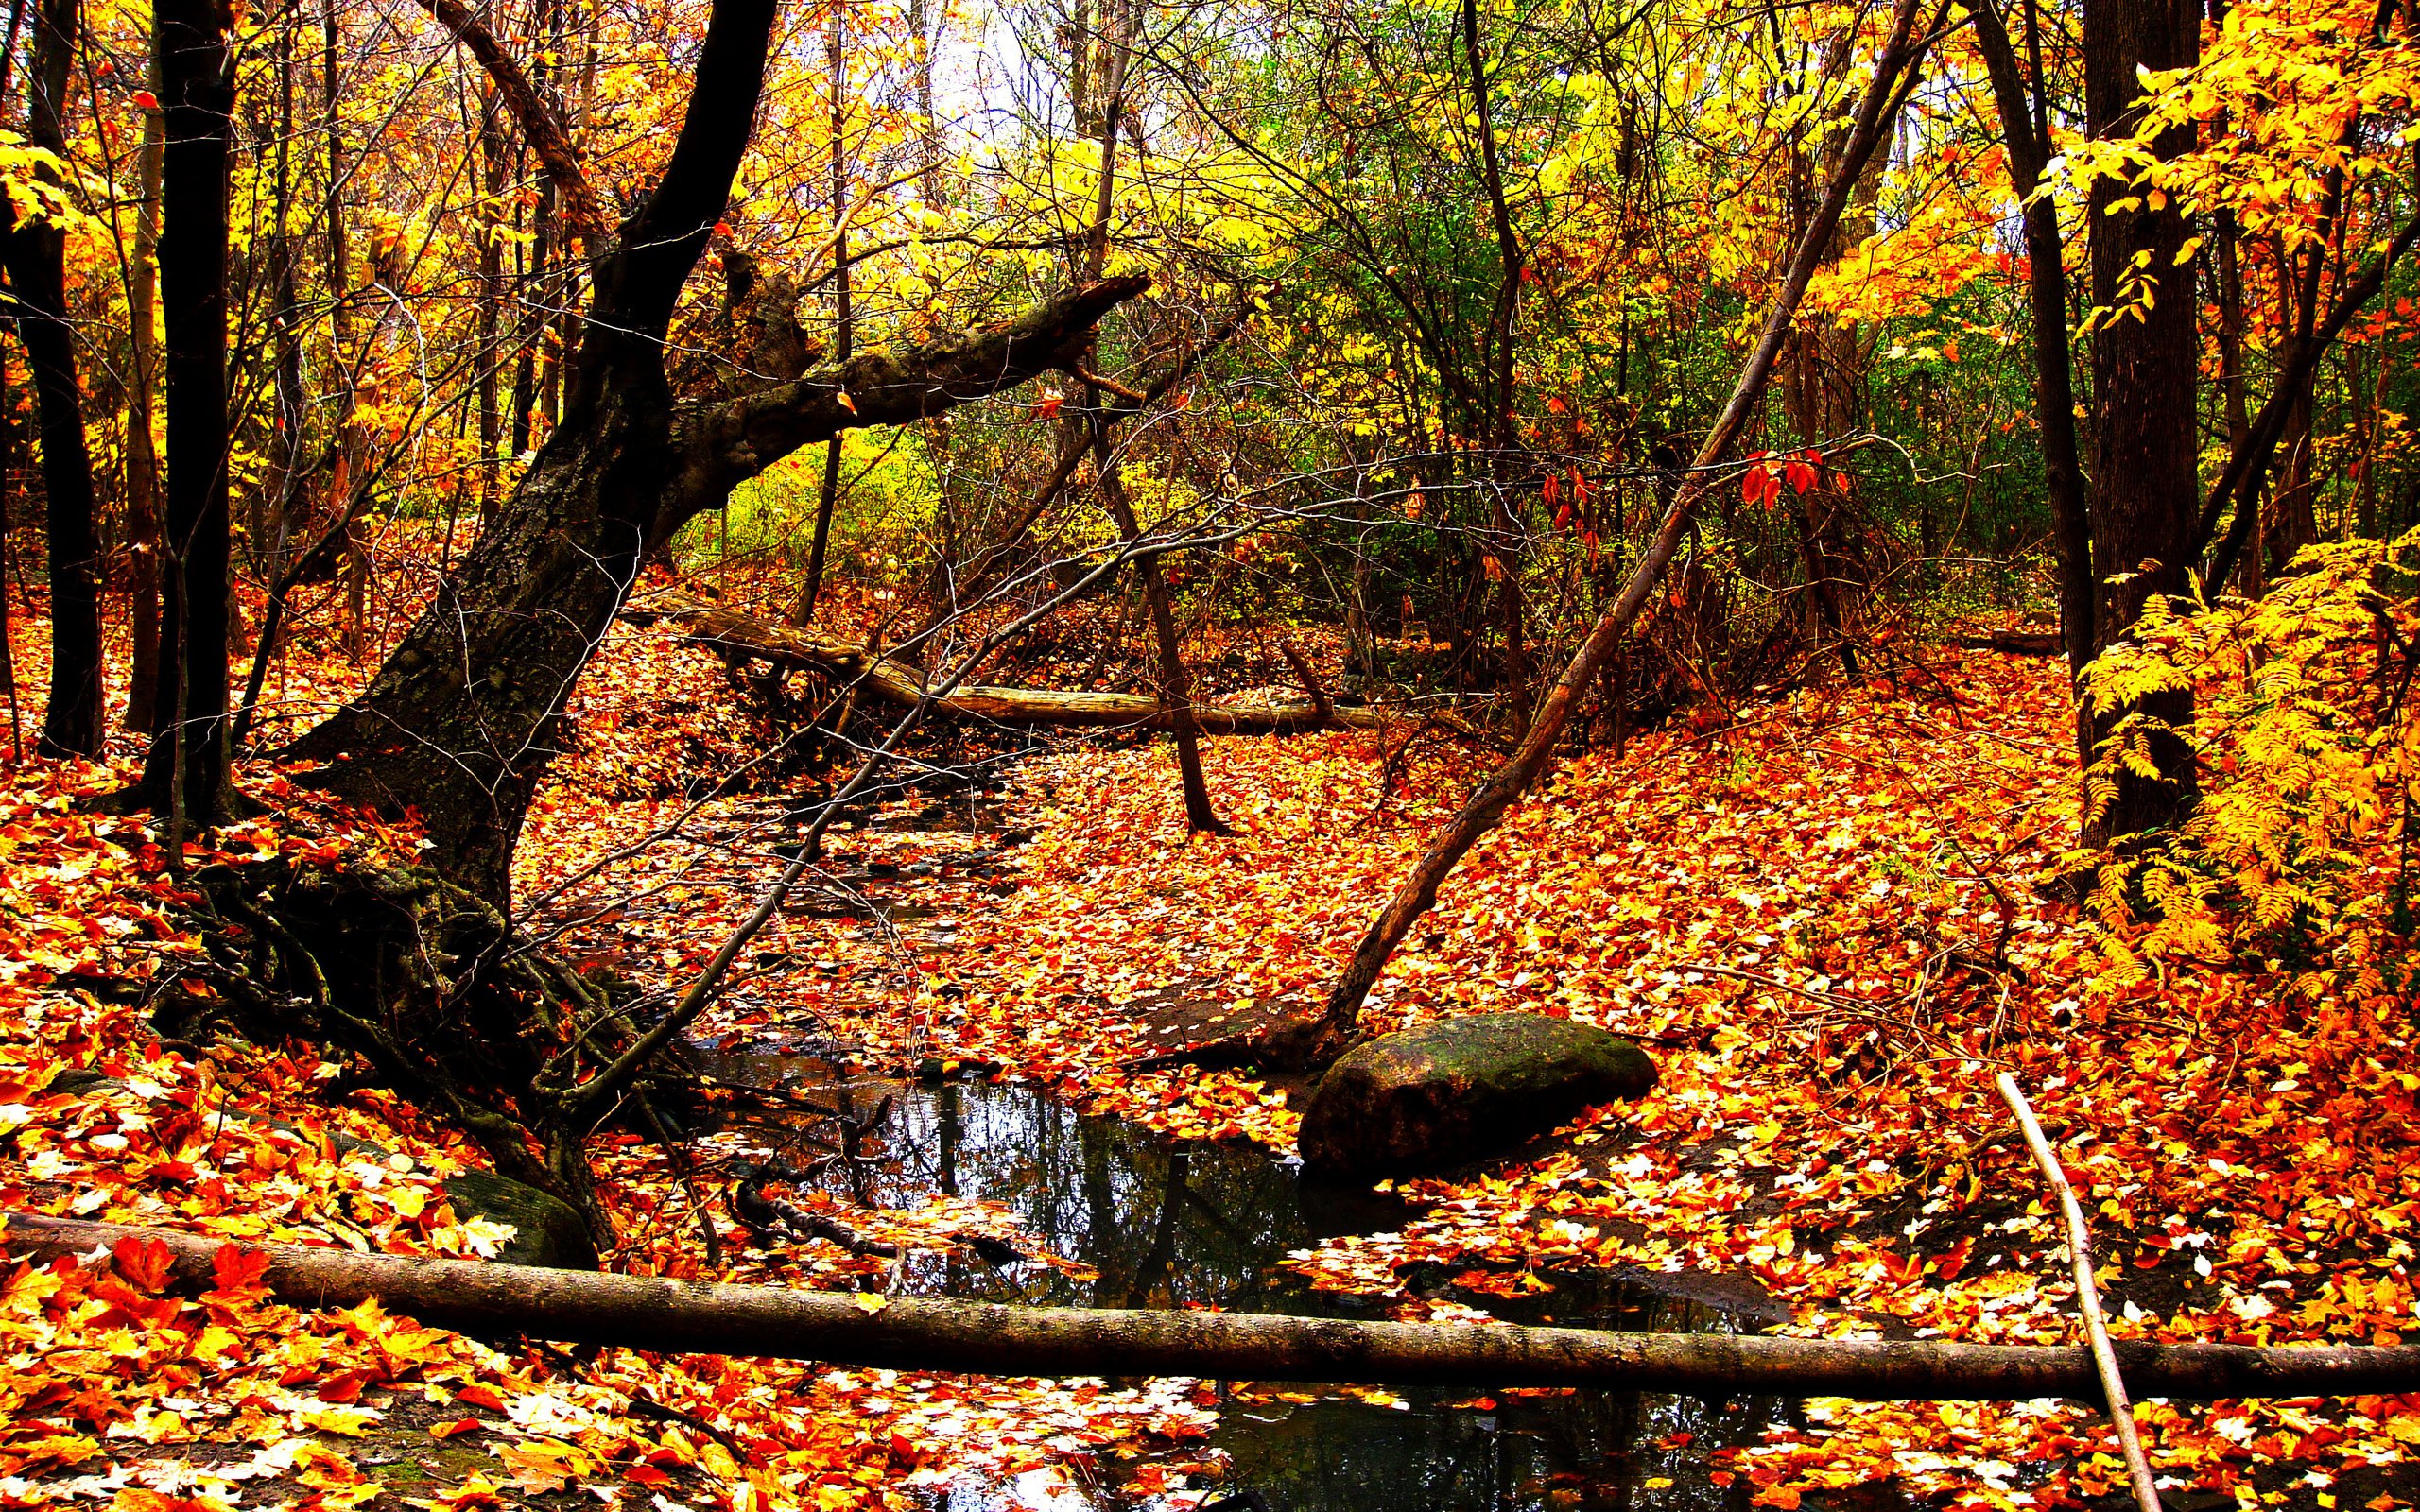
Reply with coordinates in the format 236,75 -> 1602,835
4,602 -> 2418,1512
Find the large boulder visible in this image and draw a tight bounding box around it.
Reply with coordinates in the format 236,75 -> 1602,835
1298,1013 -> 1656,1179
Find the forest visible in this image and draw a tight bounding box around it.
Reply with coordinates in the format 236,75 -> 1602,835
0,0 -> 2416,1502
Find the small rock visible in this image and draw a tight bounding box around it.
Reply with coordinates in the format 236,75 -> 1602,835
1298,1013 -> 1656,1179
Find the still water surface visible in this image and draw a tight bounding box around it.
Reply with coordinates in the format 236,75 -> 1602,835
700,1057 -> 1806,1512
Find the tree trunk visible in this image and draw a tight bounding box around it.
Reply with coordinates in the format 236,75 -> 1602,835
1969,0 -> 2091,676
477,89 -> 506,517
141,0 -> 238,827
124,68 -> 167,735
1066,0 -> 1221,833
2077,0 -> 2201,842
3,0 -> 105,757
19,1213 -> 2420,1402
795,0 -> 852,628
1094,429 -> 1234,833
284,0 -> 1147,904
1313,0 -> 1929,1051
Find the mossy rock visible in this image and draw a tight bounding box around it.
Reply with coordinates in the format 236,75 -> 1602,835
440,1170 -> 598,1271
1298,1013 -> 1657,1179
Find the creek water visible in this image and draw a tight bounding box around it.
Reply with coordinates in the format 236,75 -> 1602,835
693,1057 -> 1809,1512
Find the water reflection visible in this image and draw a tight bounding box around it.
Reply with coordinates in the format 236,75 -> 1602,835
697,1058 -> 1794,1510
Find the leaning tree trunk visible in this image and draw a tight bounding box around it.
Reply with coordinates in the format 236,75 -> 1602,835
285,278 -> 1145,902
284,0 -> 1145,903
3,0 -> 106,758
1310,0 -> 1930,1055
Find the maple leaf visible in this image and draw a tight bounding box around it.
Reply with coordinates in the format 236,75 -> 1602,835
112,1235 -> 177,1293
208,1243 -> 270,1300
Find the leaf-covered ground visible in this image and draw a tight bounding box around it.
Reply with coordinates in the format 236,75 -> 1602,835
6,611 -> 2418,1510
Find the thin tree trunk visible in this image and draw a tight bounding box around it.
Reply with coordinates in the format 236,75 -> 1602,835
3,0 -> 105,757
236,0 -> 306,747
795,0 -> 852,628
1461,0 -> 1529,698
125,65 -> 166,734
478,88 -> 505,516
21,1212 -> 2420,1402
1315,0 -> 1930,1049
1070,0 -> 1219,832
1970,0 -> 2090,677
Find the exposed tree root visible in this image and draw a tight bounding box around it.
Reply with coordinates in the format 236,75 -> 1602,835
164,856 -> 687,1241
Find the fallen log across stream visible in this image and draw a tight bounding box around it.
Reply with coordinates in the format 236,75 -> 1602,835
629,593 -> 1389,733
14,1213 -> 2420,1401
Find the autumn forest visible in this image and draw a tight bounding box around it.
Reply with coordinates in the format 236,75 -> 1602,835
0,0 -> 2416,1503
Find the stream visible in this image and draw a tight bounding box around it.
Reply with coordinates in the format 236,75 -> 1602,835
688,1056 -> 1810,1512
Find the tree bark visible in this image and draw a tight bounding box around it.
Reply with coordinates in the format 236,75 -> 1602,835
638,592 -> 1383,733
3,0 -> 105,757
15,1213 -> 2420,1402
141,0 -> 238,826
283,0 -> 1149,904
2077,0 -> 2201,842
1313,0 -> 1931,1050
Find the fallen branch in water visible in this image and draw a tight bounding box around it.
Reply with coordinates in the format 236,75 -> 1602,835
12,1213 -> 2420,1400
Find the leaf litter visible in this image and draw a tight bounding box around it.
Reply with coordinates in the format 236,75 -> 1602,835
3,613 -> 2418,1510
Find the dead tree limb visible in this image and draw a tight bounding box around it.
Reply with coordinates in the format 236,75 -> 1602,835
13,1214 -> 2420,1401
410,0 -> 606,243
1310,0 -> 1939,1056
1998,1073 -> 2162,1512
631,593 -> 1387,733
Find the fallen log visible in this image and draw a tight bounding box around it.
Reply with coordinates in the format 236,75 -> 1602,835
1949,629 -> 2065,657
631,593 -> 1388,733
14,1212 -> 2420,1401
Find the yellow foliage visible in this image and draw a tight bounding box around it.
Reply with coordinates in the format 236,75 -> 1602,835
2069,528 -> 2419,1001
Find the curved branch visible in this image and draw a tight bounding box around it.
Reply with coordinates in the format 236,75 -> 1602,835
657,274 -> 1151,540
411,0 -> 607,244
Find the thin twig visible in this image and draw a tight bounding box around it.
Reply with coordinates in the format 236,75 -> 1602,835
1996,1072 -> 2163,1512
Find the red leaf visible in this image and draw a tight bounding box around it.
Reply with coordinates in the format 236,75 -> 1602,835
210,1243 -> 270,1297
456,1384 -> 507,1412
112,1236 -> 175,1293
131,89 -> 159,110
430,1418 -> 483,1440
